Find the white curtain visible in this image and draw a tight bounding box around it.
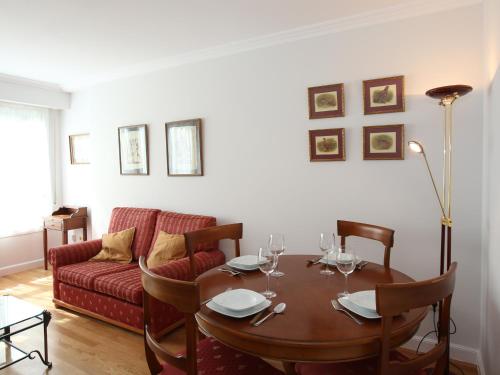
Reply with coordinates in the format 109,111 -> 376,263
0,101 -> 52,238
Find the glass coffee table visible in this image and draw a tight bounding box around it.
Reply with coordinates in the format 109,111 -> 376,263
0,295 -> 52,370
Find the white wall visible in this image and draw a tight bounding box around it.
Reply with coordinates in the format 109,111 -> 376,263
482,0 -> 500,373
61,6 -> 484,359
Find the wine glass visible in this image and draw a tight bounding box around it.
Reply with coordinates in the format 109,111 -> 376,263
258,247 -> 278,298
336,246 -> 356,298
268,233 -> 285,277
319,233 -> 335,275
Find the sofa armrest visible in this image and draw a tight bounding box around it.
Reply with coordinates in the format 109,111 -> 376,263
150,250 -> 225,281
49,239 -> 102,268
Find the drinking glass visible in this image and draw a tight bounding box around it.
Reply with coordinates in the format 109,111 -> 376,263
258,247 -> 278,298
336,246 -> 356,298
319,233 -> 336,275
268,233 -> 285,277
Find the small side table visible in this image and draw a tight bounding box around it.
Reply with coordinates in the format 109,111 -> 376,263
43,206 -> 87,270
0,295 -> 52,370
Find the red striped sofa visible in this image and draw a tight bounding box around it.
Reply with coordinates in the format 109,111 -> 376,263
49,207 -> 225,335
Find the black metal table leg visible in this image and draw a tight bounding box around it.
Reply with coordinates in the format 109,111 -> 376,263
42,310 -> 52,368
4,326 -> 11,343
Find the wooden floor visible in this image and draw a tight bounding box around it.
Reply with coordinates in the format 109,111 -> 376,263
0,268 -> 480,375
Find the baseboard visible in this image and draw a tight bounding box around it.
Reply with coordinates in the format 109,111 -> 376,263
0,258 -> 44,277
404,335 -> 481,368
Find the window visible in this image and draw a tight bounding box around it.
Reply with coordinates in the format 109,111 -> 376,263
0,101 -> 53,238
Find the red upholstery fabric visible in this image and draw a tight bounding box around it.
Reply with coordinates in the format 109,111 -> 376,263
94,250 -> 225,306
108,207 -> 160,260
160,337 -> 282,375
94,267 -> 143,305
49,239 -> 102,268
57,261 -> 136,290
151,250 -> 226,280
49,239 -> 103,299
59,283 -> 145,331
149,211 -> 217,255
295,351 -> 432,375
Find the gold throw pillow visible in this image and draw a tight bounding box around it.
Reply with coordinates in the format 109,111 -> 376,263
90,227 -> 135,264
147,231 -> 186,268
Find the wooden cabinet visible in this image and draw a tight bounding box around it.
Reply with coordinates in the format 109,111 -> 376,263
43,207 -> 88,270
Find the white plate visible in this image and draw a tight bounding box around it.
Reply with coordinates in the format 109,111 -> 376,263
226,260 -> 259,271
212,289 -> 266,312
207,299 -> 272,318
348,290 -> 376,311
338,296 -> 381,319
319,256 -> 362,266
227,255 -> 264,271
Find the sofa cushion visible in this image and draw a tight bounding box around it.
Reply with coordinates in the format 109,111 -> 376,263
148,211 -> 216,256
108,207 -> 160,260
90,227 -> 135,264
94,267 -> 143,305
147,232 -> 186,268
94,250 -> 226,306
57,261 -> 136,290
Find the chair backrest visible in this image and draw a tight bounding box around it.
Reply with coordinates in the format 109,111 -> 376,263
184,223 -> 243,279
139,256 -> 200,375
337,220 -> 395,268
376,262 -> 457,375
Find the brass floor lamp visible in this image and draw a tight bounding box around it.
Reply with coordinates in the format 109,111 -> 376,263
408,84 -> 472,375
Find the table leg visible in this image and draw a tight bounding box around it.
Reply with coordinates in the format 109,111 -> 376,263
82,223 -> 87,241
282,361 -> 298,375
4,326 -> 11,343
62,230 -> 68,245
43,228 -> 48,270
42,310 -> 52,368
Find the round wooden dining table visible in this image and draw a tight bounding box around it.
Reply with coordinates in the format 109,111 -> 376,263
195,255 -> 427,375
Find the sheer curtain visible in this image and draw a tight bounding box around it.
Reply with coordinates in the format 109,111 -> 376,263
0,101 -> 52,238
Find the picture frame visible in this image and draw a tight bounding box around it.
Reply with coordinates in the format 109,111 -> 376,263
69,133 -> 90,165
363,124 -> 404,160
309,128 -> 346,162
308,83 -> 345,119
165,119 -> 203,176
118,124 -> 149,175
363,76 -> 405,115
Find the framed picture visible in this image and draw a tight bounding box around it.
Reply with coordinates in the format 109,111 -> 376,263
69,133 -> 90,164
363,76 -> 405,115
363,124 -> 404,160
118,124 -> 149,175
309,128 -> 345,161
308,83 -> 345,119
165,119 -> 203,176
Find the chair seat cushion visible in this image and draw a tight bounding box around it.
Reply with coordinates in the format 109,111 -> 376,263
295,351 -> 431,375
94,267 -> 143,305
57,261 -> 136,290
161,337 -> 282,375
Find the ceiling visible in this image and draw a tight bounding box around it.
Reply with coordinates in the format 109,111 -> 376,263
0,0 -> 449,91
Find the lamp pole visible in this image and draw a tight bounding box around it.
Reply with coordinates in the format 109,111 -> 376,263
411,84 -> 472,375
425,85 -> 472,276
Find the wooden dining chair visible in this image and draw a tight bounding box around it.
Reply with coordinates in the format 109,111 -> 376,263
139,256 -> 282,375
184,223 -> 242,279
295,262 -> 458,375
337,220 -> 395,268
